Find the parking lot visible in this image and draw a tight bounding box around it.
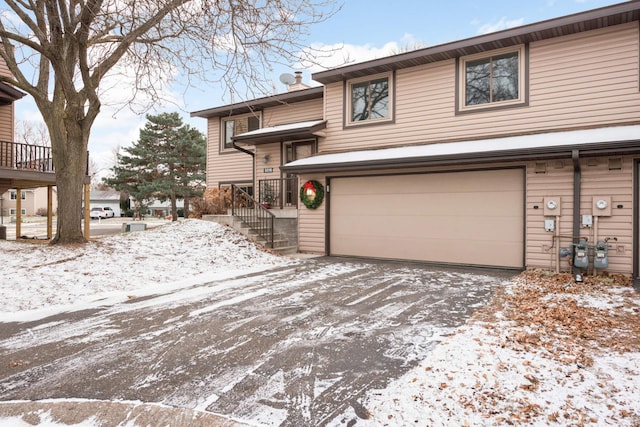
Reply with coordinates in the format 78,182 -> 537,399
0,216 -> 167,240
0,257 -> 510,426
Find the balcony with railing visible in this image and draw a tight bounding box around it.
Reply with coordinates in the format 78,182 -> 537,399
0,140 -> 54,173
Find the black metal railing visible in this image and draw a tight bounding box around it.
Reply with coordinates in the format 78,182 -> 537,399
258,177 -> 298,209
231,184 -> 275,247
0,140 -> 54,172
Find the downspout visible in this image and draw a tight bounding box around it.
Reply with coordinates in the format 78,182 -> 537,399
232,140 -> 256,192
572,149 -> 581,276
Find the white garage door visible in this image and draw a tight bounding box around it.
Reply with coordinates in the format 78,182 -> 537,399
329,169 -> 524,268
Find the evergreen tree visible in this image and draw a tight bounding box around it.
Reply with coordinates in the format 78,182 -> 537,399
105,113 -> 206,221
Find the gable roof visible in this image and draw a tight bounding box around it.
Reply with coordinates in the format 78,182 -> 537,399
313,1 -> 640,84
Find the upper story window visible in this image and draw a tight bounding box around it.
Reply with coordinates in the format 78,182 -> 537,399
459,45 -> 526,112
222,113 -> 261,149
10,190 -> 26,200
347,72 -> 393,125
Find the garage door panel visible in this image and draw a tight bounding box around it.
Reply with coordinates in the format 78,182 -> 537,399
330,169 -> 524,268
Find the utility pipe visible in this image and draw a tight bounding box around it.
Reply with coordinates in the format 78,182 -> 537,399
233,141 -> 256,191
555,215 -> 561,273
572,149 -> 582,275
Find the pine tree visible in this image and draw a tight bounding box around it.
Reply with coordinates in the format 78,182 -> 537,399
105,113 -> 206,221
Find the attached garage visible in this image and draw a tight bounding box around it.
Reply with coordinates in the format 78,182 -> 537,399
329,169 -> 525,268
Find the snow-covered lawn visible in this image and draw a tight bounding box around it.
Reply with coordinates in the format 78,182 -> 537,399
1,219 -> 639,426
1,219 -> 293,321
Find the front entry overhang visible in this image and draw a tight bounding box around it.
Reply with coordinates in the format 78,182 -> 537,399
281,125 -> 640,173
232,120 -> 327,145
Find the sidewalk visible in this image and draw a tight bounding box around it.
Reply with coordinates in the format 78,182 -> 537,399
0,400 -> 249,426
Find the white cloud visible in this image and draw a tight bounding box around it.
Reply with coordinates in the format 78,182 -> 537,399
476,17 -> 525,35
298,33 -> 422,75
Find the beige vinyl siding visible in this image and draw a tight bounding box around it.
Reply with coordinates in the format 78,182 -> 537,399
255,143 -> 282,184
525,161 -> 575,272
319,23 -> 640,155
580,157 -> 634,274
297,175 -> 325,253
205,98 -> 323,188
0,104 -> 14,141
206,118 -> 253,188
525,156 -> 635,274
262,98 -> 323,127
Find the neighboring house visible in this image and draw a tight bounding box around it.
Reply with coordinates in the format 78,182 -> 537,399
192,2 -> 640,278
0,187 -> 58,216
126,196 -> 185,218
89,190 -> 121,217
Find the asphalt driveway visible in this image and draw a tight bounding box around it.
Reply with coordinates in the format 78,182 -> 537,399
0,257 -> 512,426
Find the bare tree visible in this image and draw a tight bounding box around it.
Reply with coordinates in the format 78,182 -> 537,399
15,119 -> 50,147
0,0 -> 337,244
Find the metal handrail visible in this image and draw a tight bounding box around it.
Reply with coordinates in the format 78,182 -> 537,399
0,140 -> 90,175
258,176 -> 298,208
0,140 -> 54,172
231,184 -> 275,247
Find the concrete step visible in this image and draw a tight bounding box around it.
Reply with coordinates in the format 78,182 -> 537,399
271,245 -> 298,256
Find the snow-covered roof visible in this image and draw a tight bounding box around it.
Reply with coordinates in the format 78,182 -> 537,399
283,125 -> 640,173
233,120 -> 326,145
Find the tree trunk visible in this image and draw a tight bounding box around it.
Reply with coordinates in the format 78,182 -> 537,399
183,197 -> 190,219
47,109 -> 90,244
170,194 -> 178,222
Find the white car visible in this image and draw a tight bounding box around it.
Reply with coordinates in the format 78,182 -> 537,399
102,207 -> 116,218
90,207 -> 107,219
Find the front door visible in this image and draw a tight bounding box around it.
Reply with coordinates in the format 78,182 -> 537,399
285,141 -> 315,206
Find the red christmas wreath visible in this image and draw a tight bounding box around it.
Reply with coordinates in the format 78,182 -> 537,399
300,180 -> 324,209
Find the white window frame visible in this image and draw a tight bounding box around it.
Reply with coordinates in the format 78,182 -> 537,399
221,112 -> 261,151
10,190 -> 26,200
458,45 -> 526,112
10,208 -> 27,215
346,72 -> 393,126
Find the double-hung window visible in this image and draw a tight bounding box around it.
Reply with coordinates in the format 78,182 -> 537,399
10,190 -> 26,200
222,113 -> 260,149
347,73 -> 393,125
459,45 -> 526,111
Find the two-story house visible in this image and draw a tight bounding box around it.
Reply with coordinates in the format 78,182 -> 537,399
192,1 -> 640,278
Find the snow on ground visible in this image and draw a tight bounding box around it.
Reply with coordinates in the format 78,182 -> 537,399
1,220 -> 639,426
0,219 -> 294,321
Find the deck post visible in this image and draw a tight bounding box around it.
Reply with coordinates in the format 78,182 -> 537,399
83,184 -> 90,240
47,185 -> 53,239
15,187 -> 21,238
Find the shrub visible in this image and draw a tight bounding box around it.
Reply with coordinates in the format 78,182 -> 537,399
190,187 -> 231,218
36,207 -> 49,216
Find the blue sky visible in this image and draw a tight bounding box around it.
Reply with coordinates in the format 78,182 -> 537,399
13,0 -> 626,176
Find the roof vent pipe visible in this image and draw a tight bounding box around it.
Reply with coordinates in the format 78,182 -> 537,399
572,149 -> 581,275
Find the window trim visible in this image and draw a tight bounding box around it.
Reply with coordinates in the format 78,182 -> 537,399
457,45 -> 528,114
10,190 -> 26,200
344,71 -> 394,127
220,112 -> 262,152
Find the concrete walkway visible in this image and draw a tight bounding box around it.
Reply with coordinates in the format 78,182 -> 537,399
0,400 -> 247,426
